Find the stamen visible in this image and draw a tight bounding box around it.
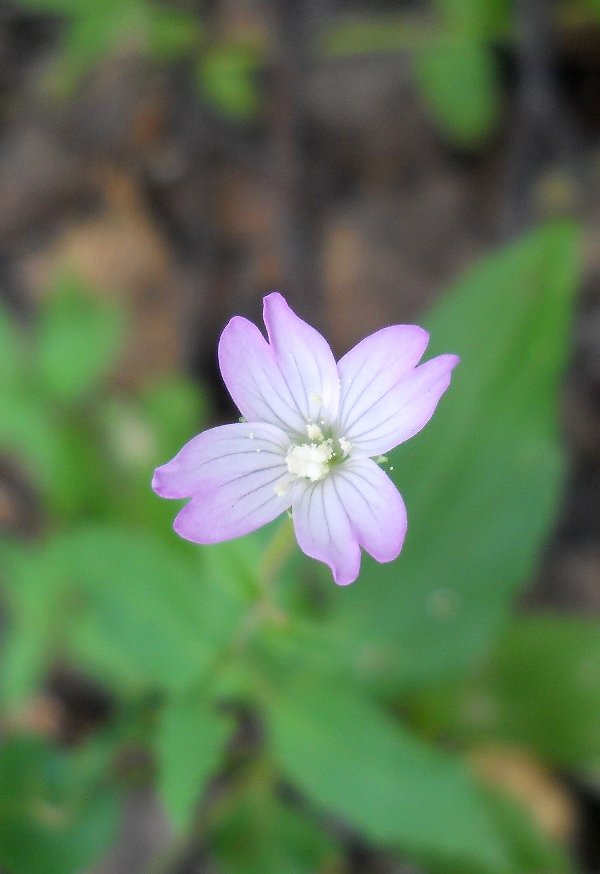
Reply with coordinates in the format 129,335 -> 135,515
286,441 -> 333,482
339,437 -> 352,456
306,423 -> 323,440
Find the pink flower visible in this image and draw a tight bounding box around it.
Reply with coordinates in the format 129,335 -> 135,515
152,293 -> 459,585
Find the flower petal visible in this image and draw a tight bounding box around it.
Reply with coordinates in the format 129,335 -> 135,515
173,470 -> 294,544
291,478 -> 361,586
263,292 -> 340,426
331,458 -> 407,563
341,353 -> 460,457
336,325 -> 429,435
218,316 -> 307,433
152,422 -> 290,499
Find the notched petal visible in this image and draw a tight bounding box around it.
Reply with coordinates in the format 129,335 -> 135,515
263,292 -> 340,426
152,421 -> 289,500
291,478 -> 361,585
343,353 -> 460,457
332,459 -> 407,563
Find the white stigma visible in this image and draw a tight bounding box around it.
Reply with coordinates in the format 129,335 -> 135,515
286,442 -> 333,482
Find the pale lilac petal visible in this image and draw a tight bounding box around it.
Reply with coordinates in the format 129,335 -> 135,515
291,478 -> 361,586
337,325 -> 429,434
218,316 -> 307,434
173,471 -> 295,544
263,292 -> 340,426
331,458 -> 407,563
341,353 -> 460,457
152,422 -> 290,499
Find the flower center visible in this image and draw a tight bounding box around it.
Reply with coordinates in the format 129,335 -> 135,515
283,424 -> 352,484
286,441 -> 333,482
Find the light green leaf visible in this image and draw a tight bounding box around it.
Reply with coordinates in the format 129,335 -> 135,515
199,43 -> 261,120
267,676 -> 510,873
37,274 -> 124,403
420,617 -> 600,768
0,735 -> 119,874
433,0 -> 510,38
334,222 -> 581,693
156,695 -> 231,830
0,299 -> 24,395
4,526 -> 247,695
0,545 -> 67,708
478,787 -> 572,874
211,778 -> 339,874
416,37 -> 499,144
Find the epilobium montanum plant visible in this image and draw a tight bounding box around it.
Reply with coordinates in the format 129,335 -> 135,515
152,293 -> 459,584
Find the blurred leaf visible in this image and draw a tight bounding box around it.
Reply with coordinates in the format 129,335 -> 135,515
211,778 -> 338,874
37,275 -> 124,404
12,0 -> 199,86
333,222 -> 581,693
416,37 -> 500,145
2,527 -> 247,697
145,5 -> 199,60
267,676 -> 510,874
199,43 -> 262,120
156,694 -> 231,830
0,735 -> 119,874
433,0 -> 511,38
138,375 -> 208,462
420,617 -> 600,768
0,546 -> 66,708
60,527 -> 247,693
324,13 -> 429,55
0,299 -> 25,395
478,787 -> 572,874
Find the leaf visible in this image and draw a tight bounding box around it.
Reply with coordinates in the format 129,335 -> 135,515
333,222 -> 581,693
0,735 -> 119,874
267,676 -> 511,874
156,694 -> 231,830
0,298 -> 25,395
433,0 -> 510,38
199,43 -> 261,120
0,546 -> 67,708
421,617 -> 600,768
415,37 -> 500,145
478,787 -> 572,874
3,526 -> 247,696
37,274 -> 124,403
211,778 -> 339,874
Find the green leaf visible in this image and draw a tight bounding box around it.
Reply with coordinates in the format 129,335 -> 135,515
0,546 -> 67,708
156,694 -> 231,830
478,787 -> 572,874
415,37 -> 500,145
267,676 -> 510,873
211,777 -> 339,874
145,6 -> 199,60
0,298 -> 25,395
0,735 -> 119,874
199,43 -> 262,120
5,526 -> 247,695
37,274 -> 124,403
333,222 -> 581,693
433,0 -> 510,38
421,617 -> 600,768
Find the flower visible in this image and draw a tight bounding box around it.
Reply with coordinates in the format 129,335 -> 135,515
152,293 -> 459,585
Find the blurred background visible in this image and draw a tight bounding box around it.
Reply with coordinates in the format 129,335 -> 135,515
1,0 -> 600,872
